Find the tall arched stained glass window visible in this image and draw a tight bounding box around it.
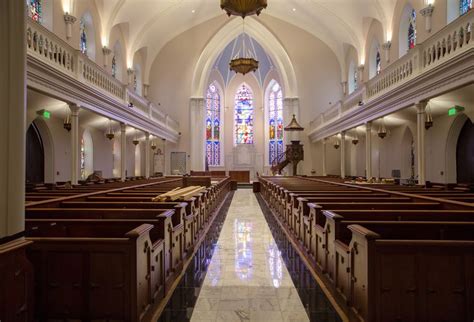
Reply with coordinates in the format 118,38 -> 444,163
206,83 -> 221,166
460,0 -> 473,15
376,50 -> 381,75
27,0 -> 42,23
80,18 -> 87,55
268,82 -> 284,164
111,55 -> 117,78
408,9 -> 417,50
235,84 -> 254,145
80,138 -> 85,179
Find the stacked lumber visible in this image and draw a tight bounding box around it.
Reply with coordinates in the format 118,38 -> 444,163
152,186 -> 206,201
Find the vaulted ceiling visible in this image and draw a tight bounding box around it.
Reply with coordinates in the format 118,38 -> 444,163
95,0 -> 398,74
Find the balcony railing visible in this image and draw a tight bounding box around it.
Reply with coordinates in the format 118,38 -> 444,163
26,18 -> 180,134
309,10 -> 473,135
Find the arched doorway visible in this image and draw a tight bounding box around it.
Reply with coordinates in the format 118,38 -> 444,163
456,119 -> 474,183
26,123 -> 44,183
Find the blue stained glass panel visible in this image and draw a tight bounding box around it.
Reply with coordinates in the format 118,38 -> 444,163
268,82 -> 284,164
460,0 -> 473,15
235,84 -> 254,144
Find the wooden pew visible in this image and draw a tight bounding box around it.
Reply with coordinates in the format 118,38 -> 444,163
27,223 -> 164,322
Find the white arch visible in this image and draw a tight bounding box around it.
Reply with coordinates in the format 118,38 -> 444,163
445,113 -> 471,183
31,118 -> 55,183
191,17 -> 298,98
398,4 -> 415,58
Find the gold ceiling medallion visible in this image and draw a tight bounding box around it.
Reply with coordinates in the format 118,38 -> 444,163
220,0 -> 267,18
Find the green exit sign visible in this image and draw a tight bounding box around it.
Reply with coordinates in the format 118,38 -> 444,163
37,109 -> 51,119
448,105 -> 465,116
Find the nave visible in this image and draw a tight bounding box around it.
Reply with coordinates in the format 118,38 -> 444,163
159,189 -> 342,322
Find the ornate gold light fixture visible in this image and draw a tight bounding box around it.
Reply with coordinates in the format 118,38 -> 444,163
63,111 -> 71,132
220,0 -> 267,18
425,106 -> 433,130
106,119 -> 115,140
378,117 -> 387,139
229,57 -> 259,75
132,130 -> 139,146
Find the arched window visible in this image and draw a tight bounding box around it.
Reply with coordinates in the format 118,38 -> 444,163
354,67 -> 358,90
460,0 -> 473,15
133,74 -> 138,92
267,82 -> 284,164
235,84 -> 254,145
80,138 -> 85,179
206,82 -> 221,166
376,50 -> 381,75
111,55 -> 117,78
27,0 -> 42,23
80,17 -> 87,55
408,9 -> 417,50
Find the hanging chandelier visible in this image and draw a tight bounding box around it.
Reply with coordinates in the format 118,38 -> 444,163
378,118 -> 387,139
229,20 -> 259,75
106,119 -> 115,140
63,111 -> 71,132
425,106 -> 433,130
220,0 -> 267,18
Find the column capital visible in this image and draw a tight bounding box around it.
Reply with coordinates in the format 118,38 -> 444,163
127,68 -> 135,76
68,103 -> 80,115
102,46 -> 112,56
420,4 -> 434,17
120,123 -> 127,132
415,101 -> 428,113
366,121 -> 372,130
145,132 -> 150,139
64,13 -> 77,24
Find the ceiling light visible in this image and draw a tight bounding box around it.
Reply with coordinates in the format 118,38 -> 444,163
221,0 -> 267,18
191,9 -> 195,13
292,8 -> 296,12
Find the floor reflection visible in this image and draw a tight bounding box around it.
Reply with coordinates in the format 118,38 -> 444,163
234,219 -> 253,281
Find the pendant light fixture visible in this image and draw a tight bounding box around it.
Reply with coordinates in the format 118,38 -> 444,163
63,110 -> 71,131
425,106 -> 433,130
352,128 -> 359,145
229,18 -> 259,75
106,119 -> 115,140
132,130 -> 139,146
333,137 -> 340,149
378,117 -> 387,139
220,0 -> 267,19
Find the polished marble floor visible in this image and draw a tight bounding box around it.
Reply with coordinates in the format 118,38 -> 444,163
157,189 -> 341,322
190,189 -> 309,322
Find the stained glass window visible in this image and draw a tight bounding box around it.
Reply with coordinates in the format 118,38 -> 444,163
268,82 -> 284,165
27,0 -> 42,23
354,67 -> 358,90
235,84 -> 254,145
408,9 -> 416,50
111,55 -> 117,78
376,50 -> 381,75
460,0 -> 473,15
80,18 -> 87,55
133,74 -> 138,92
80,138 -> 85,179
205,83 -> 221,166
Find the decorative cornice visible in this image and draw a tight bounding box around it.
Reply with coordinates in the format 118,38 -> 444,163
382,41 -> 391,50
102,46 -> 112,56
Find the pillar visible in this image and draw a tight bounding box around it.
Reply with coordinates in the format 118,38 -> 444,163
382,41 -> 391,63
143,84 -> 150,98
420,5 -> 434,33
416,101 -> 427,185
365,122 -> 372,178
340,132 -> 346,179
190,97 -> 205,171
69,104 -> 80,185
162,139 -> 166,175
0,0 -> 26,239
341,81 -> 348,96
322,139 -> 327,176
127,68 -> 135,87
145,132 -> 150,178
63,13 -> 76,40
357,65 -> 365,87
120,123 -> 127,181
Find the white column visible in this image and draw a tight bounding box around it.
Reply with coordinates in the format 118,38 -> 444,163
162,138 -> 166,175
127,68 -> 135,87
322,139 -> 327,176
63,13 -> 77,40
340,132 -> 346,179
0,0 -> 26,238
190,97 -> 205,171
357,65 -> 365,87
420,5 -> 434,33
145,132 -> 150,178
120,123 -> 127,181
69,104 -> 80,185
416,102 -> 427,185
382,41 -> 392,63
365,122 -> 372,178
341,81 -> 348,96
143,84 -> 150,98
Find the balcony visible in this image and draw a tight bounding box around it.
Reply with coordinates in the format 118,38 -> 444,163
309,10 -> 474,141
25,18 -> 180,142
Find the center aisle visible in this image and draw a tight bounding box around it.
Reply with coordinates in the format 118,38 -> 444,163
190,189 -> 310,322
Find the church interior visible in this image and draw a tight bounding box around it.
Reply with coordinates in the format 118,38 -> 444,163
1,0 -> 474,321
